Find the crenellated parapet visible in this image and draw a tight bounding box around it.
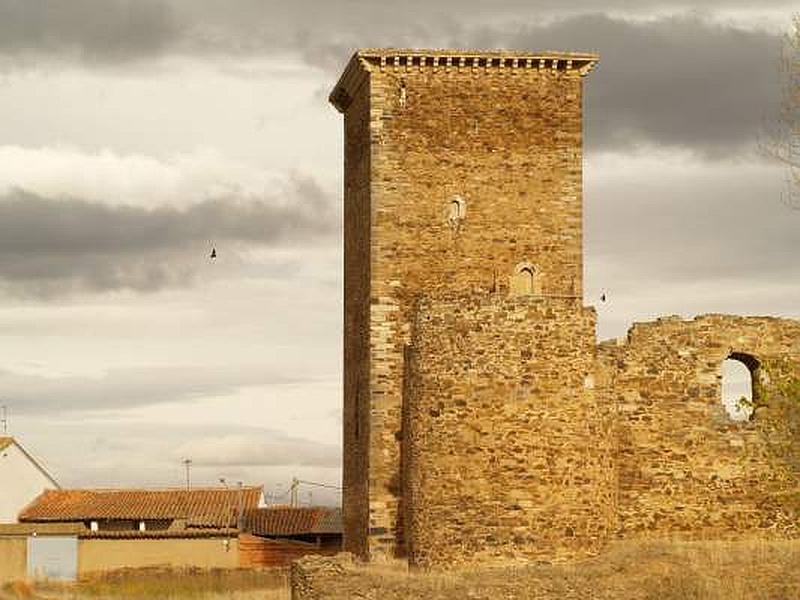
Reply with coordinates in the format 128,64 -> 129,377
330,49 -> 599,112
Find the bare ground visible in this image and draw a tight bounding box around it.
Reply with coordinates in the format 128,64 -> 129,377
300,539 -> 800,599
0,568 -> 291,600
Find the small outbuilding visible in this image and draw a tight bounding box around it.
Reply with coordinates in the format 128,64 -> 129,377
1,487 -> 261,581
240,506 -> 342,566
0,486 -> 342,581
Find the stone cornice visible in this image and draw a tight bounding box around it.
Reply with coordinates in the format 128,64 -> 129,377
329,48 -> 600,113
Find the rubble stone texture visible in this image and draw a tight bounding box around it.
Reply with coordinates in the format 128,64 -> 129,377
406,294 -> 616,565
598,315 -> 800,540
329,49 -> 800,568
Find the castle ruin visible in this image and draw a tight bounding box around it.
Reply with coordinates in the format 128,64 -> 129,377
329,49 -> 800,568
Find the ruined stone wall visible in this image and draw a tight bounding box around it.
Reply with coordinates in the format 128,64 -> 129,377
334,52 -> 592,559
405,294 -> 616,567
598,315 -> 800,541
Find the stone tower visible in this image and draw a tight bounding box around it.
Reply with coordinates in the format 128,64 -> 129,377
330,49 -> 600,560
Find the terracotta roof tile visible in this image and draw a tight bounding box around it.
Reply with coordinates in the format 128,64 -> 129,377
312,508 -> 343,535
19,487 -> 262,527
243,507 -> 342,537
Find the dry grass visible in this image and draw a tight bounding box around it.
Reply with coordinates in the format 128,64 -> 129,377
0,568 -> 290,600
308,538 -> 800,599
5,540 -> 800,599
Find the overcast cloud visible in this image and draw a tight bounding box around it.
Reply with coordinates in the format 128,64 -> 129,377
0,177 -> 337,296
0,0 -> 180,64
176,433 -> 341,468
0,2 -> 786,156
0,146 -> 290,208
0,0 -> 794,64
583,152 -> 800,338
300,14 -> 784,156
0,363 -> 311,414
13,418 -> 343,503
499,15 -> 782,156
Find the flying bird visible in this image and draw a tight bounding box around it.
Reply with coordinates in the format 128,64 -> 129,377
210,247 -> 217,260
600,292 -> 607,302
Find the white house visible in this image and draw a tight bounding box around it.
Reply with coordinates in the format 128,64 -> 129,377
0,437 -> 59,523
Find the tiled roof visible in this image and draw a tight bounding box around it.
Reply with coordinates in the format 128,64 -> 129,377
313,508 -> 343,535
243,507 -> 342,537
19,487 -> 263,527
0,437 -> 13,452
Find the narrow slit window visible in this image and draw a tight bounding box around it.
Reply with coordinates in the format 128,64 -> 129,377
448,195 -> 467,229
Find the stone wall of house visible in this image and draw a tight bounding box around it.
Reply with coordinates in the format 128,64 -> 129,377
404,294 -> 616,567
78,537 -> 240,573
598,315 -> 800,541
333,51 -> 594,560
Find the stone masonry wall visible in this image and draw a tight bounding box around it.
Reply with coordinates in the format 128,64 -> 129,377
405,294 -> 616,568
598,315 -> 800,541
329,48 -> 800,576
335,52 -> 592,559
341,69 -> 371,558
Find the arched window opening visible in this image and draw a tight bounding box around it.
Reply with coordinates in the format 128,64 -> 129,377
721,353 -> 759,421
518,267 -> 534,294
510,262 -> 541,296
448,201 -> 461,221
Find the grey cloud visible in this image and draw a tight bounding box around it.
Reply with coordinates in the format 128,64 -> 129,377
0,0 -> 180,63
491,14 -> 784,156
586,162 -> 799,285
0,178 -> 338,295
582,155 -> 800,339
0,2 -> 789,155
170,0 -> 795,58
1,0 -> 791,66
176,433 -> 341,468
14,419 -> 342,494
289,13 -> 787,157
0,364 -> 308,414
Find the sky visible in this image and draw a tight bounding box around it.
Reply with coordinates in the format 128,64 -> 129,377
0,0 -> 797,506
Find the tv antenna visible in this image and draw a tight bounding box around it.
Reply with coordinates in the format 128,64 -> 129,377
182,458 -> 192,490
289,478 -> 343,507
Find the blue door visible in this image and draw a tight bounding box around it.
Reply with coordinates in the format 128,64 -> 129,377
27,536 -> 78,581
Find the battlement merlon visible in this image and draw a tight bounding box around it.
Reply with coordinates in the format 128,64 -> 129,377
329,48 -> 600,113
